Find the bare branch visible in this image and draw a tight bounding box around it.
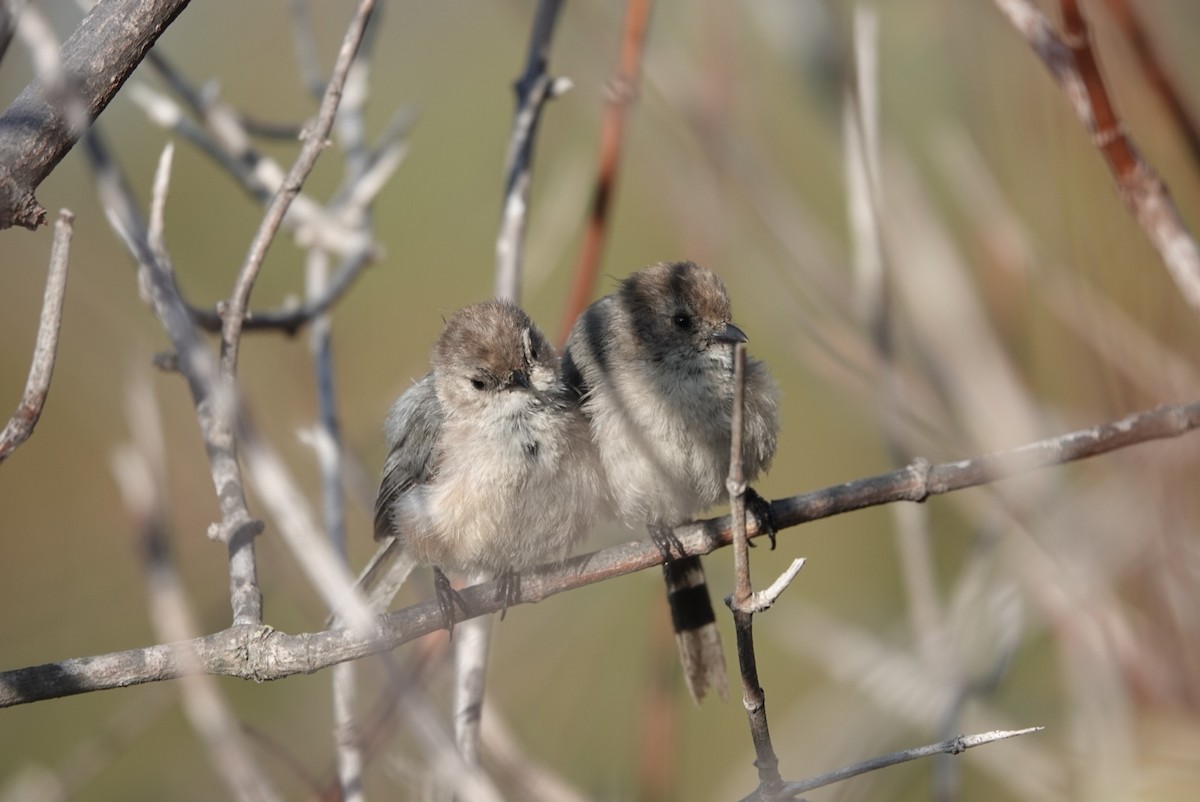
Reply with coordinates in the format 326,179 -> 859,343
741,559 -> 806,615
85,130 -> 264,625
111,383 -> 281,802
558,0 -> 654,344
1101,0 -> 1200,170
238,421 -> 375,635
741,727 -> 1044,801
494,0 -> 568,303
0,0 -> 192,230
725,343 -> 785,799
284,0 -> 327,99
4,400 -> 1200,707
0,208 -> 73,464
991,0 -> 1200,317
187,247 -> 376,336
219,0 -> 377,378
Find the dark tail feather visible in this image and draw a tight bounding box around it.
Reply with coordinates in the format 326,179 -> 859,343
662,556 -> 728,704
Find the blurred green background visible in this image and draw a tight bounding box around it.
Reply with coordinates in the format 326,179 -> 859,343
3,0 -> 1200,799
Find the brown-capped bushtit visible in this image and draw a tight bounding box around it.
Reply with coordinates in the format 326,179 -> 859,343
563,261 -> 780,703
357,301 -> 604,629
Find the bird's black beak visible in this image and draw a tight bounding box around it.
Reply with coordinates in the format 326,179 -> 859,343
713,321 -> 748,344
508,370 -> 531,389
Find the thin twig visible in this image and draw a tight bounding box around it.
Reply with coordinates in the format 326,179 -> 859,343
5,399 -> 1200,707
740,727 -> 1043,801
85,130 -> 264,626
238,420 -> 375,635
725,344 -> 786,799
219,0 -> 377,378
451,0 -> 570,765
558,0 -> 654,344
991,0 -> 1200,316
303,15 -> 381,792
0,208 -> 73,464
128,80 -> 374,258
1100,0 -> 1200,170
210,0 -> 375,628
111,382 -> 282,802
284,0 -> 326,99
303,244 -> 363,801
494,0 -> 568,303
188,246 -> 377,335
144,50 -> 308,142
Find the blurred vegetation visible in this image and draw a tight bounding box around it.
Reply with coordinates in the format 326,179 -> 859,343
2,0 -> 1200,800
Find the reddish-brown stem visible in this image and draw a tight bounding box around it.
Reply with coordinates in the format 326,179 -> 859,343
1060,0 -> 1135,179
1100,0 -> 1200,171
992,0 -> 1200,316
558,0 -> 654,345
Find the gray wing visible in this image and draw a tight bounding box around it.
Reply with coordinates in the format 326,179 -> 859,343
373,373 -> 443,541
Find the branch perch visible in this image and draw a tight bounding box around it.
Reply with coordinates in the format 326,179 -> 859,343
5,396 -> 1198,708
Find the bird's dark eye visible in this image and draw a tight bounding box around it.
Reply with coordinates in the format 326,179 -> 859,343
471,378 -> 487,390
672,313 -> 692,330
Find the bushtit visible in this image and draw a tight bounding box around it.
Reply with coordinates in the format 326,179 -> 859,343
563,261 -> 780,703
358,300 -> 604,629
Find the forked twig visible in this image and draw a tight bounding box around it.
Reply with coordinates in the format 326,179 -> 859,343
219,0 -> 378,377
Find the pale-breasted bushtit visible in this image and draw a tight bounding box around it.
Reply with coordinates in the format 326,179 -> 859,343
358,300 -> 604,629
563,261 -> 780,702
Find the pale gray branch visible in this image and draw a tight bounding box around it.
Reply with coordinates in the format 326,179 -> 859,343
0,0 -> 192,229
4,400 -> 1200,708
0,208 -> 73,465
494,0 -> 568,302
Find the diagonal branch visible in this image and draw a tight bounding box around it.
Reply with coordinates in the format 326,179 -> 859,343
991,0 -> 1200,317
0,0 -> 193,230
0,208 -> 73,464
218,0 -> 377,378
1100,0 -> 1200,171
494,0 -> 569,303
745,727 -> 1043,801
188,247 -> 377,336
4,399 -> 1200,708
